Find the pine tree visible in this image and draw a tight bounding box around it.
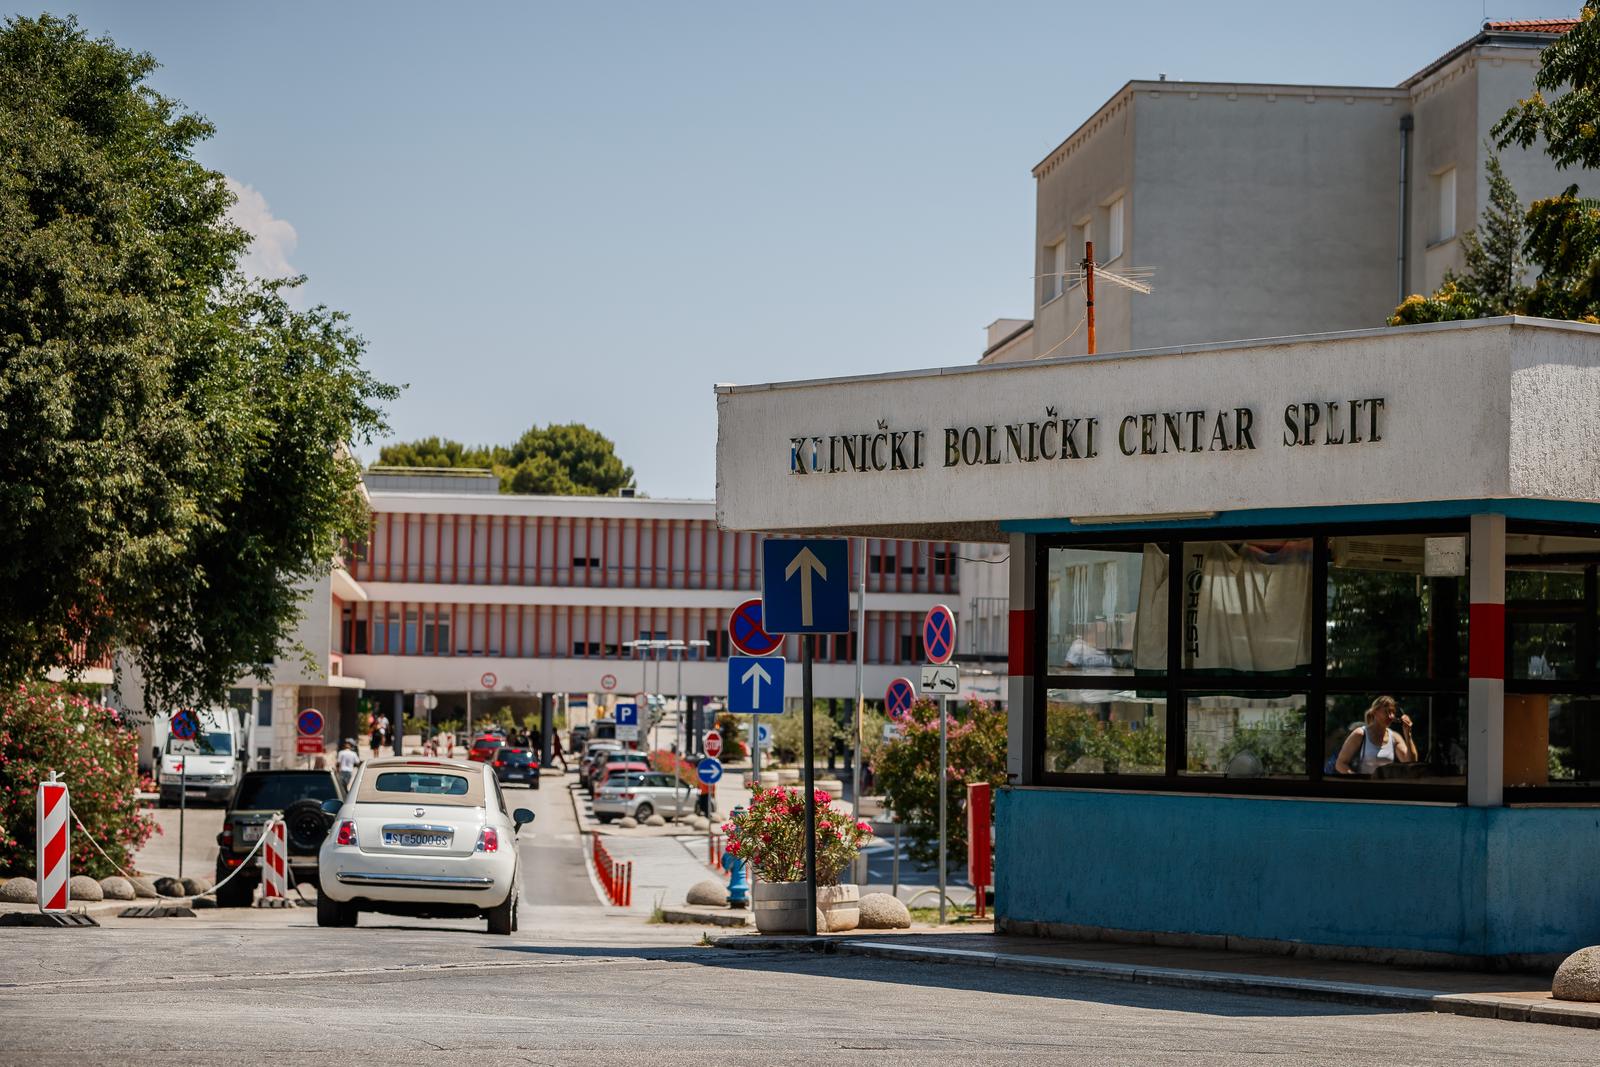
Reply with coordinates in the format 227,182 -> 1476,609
1453,153 -> 1528,314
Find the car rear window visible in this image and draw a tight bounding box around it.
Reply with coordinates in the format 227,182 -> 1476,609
373,772 -> 470,795
500,749 -> 533,764
233,773 -> 338,810
603,774 -> 645,789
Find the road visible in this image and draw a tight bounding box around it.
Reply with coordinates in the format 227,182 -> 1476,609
8,768 -> 1594,1063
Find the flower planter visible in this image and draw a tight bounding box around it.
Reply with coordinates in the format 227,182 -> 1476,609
752,881 -> 859,933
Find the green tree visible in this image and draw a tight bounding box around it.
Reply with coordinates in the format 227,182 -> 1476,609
376,422 -> 636,496
1492,5 -> 1600,172
0,15 -> 395,709
874,699 -> 1007,864
1389,154 -> 1529,324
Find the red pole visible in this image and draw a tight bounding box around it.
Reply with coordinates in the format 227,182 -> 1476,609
1084,239 -> 1097,356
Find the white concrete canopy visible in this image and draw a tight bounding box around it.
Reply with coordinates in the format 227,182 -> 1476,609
715,318 -> 1600,540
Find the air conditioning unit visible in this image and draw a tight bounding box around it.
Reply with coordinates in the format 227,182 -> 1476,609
1331,537 -> 1424,573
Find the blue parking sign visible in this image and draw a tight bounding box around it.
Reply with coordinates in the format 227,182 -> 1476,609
761,538 -> 850,634
727,655 -> 784,714
615,702 -> 638,727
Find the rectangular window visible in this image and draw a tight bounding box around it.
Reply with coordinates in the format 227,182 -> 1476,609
255,690 -> 272,727
572,556 -> 601,569
1104,195 -> 1124,262
930,550 -> 955,578
572,641 -> 601,657
899,632 -> 924,663
1044,689 -> 1166,776
704,630 -> 729,658
1509,694 -> 1600,787
1435,167 -> 1456,242
1042,240 -> 1066,303
1179,539 -> 1313,675
1046,544 -> 1163,676
1074,219 -> 1092,268
1327,534 -> 1466,681
870,553 -> 898,576
1184,692 -> 1307,779
1323,692 -> 1465,783
421,610 -> 450,656
832,633 -> 857,661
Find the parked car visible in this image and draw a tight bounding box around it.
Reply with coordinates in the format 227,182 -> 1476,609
593,771 -> 695,823
492,746 -> 541,789
468,736 -> 504,763
593,759 -> 650,796
214,769 -> 343,907
317,756 -> 533,935
584,749 -> 644,793
579,741 -> 622,785
568,724 -> 590,752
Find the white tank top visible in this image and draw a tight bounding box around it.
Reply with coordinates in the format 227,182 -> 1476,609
1357,727 -> 1396,774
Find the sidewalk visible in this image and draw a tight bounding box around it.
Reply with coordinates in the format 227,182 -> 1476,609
715,930 -> 1600,1030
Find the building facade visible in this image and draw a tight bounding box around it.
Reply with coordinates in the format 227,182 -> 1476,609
988,19 -> 1580,366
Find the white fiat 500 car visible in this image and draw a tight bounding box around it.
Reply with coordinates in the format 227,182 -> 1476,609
317,756 -> 534,934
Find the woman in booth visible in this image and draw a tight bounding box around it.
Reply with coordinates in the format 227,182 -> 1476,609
1333,695 -> 1417,775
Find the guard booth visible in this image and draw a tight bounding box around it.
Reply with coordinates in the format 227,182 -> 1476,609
715,318 -> 1600,966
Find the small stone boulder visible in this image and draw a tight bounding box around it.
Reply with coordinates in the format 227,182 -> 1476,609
154,876 -> 187,898
1553,946 -> 1600,1002
686,879 -> 728,907
645,814 -> 666,827
182,876 -> 214,895
618,816 -> 639,829
0,877 -> 38,903
690,816 -> 709,831
68,875 -> 103,901
857,892 -> 912,929
99,876 -> 136,901
129,877 -> 158,899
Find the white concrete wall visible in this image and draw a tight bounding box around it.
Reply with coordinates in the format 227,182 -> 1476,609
716,320 -> 1600,538
1509,323 -> 1600,502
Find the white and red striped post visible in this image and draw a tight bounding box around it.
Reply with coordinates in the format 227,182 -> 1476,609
36,774 -> 70,914
261,817 -> 288,900
1467,514 -> 1506,807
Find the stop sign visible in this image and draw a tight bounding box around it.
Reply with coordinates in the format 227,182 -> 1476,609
704,730 -> 723,759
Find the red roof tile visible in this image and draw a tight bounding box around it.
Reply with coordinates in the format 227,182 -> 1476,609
1484,18 -> 1578,34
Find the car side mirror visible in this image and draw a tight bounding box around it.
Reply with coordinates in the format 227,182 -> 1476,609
320,798 -> 342,816
513,808 -> 535,831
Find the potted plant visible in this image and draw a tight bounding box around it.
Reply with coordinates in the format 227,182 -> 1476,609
723,787 -> 873,933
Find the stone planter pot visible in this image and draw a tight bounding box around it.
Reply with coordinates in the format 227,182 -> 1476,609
752,881 -> 860,934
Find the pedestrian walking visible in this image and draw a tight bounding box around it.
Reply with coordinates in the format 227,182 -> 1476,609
336,740 -> 359,790
552,731 -> 568,773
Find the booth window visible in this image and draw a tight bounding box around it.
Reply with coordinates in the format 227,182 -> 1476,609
1034,524 -> 1470,799
1503,528 -> 1600,794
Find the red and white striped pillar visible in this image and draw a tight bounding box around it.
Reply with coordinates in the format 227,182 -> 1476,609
1467,514 -> 1506,807
36,775 -> 70,914
1006,533 -> 1037,785
261,818 -> 288,900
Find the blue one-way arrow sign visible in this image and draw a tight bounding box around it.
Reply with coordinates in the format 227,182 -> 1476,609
728,655 -> 785,714
762,538 -> 850,634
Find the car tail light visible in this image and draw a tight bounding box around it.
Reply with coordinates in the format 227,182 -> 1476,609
477,826 -> 499,853
217,826 -> 233,849
494,758 -> 504,767
619,791 -> 634,801
223,856 -> 242,867
336,820 -> 358,846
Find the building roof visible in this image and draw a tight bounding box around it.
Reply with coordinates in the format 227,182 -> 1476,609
1483,18 -> 1578,34
1401,18 -> 1575,88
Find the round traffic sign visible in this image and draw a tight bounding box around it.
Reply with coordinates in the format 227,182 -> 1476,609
704,730 -> 723,759
600,673 -> 617,691
297,708 -> 324,738
923,604 -> 956,665
480,671 -> 498,690
697,757 -> 724,785
169,709 -> 198,741
885,677 -> 916,720
757,723 -> 772,745
729,598 -> 783,656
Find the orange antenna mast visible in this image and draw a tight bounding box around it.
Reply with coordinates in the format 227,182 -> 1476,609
1083,240 -> 1096,356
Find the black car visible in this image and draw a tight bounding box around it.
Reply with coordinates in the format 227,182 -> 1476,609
214,770 -> 343,907
493,746 -> 541,788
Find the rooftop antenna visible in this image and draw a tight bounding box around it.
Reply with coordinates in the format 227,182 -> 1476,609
1035,244 -> 1155,355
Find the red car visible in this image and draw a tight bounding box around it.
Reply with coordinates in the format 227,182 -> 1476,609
468,735 -> 504,763
595,760 -> 650,794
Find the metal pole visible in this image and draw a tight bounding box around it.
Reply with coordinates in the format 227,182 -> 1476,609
178,757 -> 185,881
851,537 -> 866,884
466,690 -> 472,744
938,693 -> 948,926
674,650 -> 684,823
1084,240 -> 1097,356
749,714 -> 760,893
893,821 -> 900,900
802,634 -> 817,937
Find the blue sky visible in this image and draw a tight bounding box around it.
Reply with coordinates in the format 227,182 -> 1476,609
35,1 -> 1579,497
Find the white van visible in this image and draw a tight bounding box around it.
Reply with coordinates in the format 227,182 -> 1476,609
158,707 -> 248,805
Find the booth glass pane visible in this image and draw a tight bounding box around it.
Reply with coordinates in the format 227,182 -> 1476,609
1046,545 -> 1166,676
1506,694 -> 1600,787
1044,688 -> 1166,775
1178,540 -> 1314,676
1183,692 -> 1307,779
1323,692 -> 1466,784
1505,531 -> 1600,682
1326,534 -> 1467,680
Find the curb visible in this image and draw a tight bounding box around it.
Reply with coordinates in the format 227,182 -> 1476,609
713,937 -> 1600,1030
660,907 -> 750,928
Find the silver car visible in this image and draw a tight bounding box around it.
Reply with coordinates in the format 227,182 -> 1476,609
592,771 -> 695,823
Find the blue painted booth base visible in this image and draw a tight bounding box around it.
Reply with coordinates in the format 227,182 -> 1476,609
994,788 -> 1600,967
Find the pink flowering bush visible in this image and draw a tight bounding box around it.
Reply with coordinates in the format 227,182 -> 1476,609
723,787 -> 872,885
0,682 -> 155,878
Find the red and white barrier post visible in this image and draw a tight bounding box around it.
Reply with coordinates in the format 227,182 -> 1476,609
37,773 -> 70,914
261,817 -> 288,900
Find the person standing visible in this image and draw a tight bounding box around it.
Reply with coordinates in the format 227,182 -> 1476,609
336,740 -> 359,790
